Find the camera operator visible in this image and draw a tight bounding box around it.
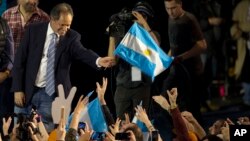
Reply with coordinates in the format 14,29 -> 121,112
107,1 -> 160,120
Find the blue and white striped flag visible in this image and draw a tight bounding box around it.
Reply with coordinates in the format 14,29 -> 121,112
67,91 -> 108,132
114,22 -> 173,80
79,98 -> 108,132
132,101 -> 150,141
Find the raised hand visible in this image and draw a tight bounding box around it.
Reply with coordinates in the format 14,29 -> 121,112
181,111 -> 196,123
2,117 -> 12,136
109,117 -> 121,135
68,95 -> 89,132
132,11 -> 147,28
134,105 -> 150,124
152,95 -> 170,111
105,131 -> 115,141
52,84 -> 76,124
28,124 -> 39,141
73,95 -> 89,115
221,122 -> 230,141
124,113 -> 130,124
78,122 -> 93,141
96,77 -> 108,105
226,118 -> 235,125
167,88 -> 178,108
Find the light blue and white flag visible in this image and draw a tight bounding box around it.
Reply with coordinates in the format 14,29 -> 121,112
67,91 -> 108,132
79,98 -> 108,132
132,101 -> 150,141
114,22 -> 173,80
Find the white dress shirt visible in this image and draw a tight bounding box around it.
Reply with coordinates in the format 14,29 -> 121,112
35,23 -> 59,87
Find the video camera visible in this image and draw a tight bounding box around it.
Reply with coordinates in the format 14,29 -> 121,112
107,1 -> 154,38
109,8 -> 135,24
107,8 -> 135,38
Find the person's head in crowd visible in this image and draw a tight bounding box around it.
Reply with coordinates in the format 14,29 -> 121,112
50,3 -> 73,36
18,0 -> 39,13
120,123 -> 143,141
164,0 -> 184,19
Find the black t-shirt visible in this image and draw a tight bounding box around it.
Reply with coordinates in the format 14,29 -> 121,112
168,11 -> 204,75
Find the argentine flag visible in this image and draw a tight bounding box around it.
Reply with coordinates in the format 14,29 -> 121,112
132,112 -> 150,141
132,101 -> 150,141
114,22 -> 173,80
67,92 -> 108,132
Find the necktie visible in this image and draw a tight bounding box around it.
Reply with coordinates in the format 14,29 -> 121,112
45,33 -> 57,96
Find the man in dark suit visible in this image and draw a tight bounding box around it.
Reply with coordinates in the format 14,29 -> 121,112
11,3 -> 114,132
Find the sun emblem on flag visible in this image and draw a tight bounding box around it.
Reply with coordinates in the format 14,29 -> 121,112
143,49 -> 151,56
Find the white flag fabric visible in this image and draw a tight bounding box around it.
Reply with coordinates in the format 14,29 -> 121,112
114,22 -> 173,80
132,101 -> 150,141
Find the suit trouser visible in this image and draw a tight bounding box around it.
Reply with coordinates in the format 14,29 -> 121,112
114,85 -> 151,119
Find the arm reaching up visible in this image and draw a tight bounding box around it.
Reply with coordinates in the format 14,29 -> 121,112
96,77 -> 115,126
181,111 -> 206,140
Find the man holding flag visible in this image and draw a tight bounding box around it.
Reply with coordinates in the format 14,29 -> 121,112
107,1 -> 171,121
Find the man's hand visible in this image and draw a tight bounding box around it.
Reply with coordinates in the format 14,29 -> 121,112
0,72 -> 8,83
14,92 -> 25,107
132,11 -> 148,29
98,57 -> 115,68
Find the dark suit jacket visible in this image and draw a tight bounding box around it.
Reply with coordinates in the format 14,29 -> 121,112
11,22 -> 99,105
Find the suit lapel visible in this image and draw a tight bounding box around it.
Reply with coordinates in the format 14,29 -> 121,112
35,23 -> 48,65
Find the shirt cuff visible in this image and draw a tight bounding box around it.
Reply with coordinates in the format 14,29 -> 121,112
96,57 -> 101,67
